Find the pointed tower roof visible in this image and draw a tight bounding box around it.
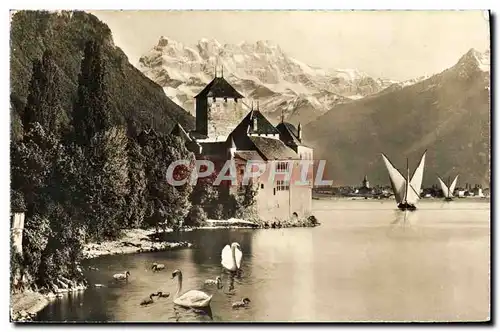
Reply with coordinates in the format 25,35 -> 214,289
276,122 -> 308,147
194,77 -> 244,99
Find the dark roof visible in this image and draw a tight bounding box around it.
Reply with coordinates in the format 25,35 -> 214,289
234,151 -> 264,161
199,141 -> 229,156
231,110 -> 280,137
249,136 -> 299,160
276,122 -> 301,146
170,123 -> 192,141
194,77 -> 244,99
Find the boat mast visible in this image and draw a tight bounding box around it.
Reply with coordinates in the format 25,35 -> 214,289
405,157 -> 410,204
447,176 -> 451,198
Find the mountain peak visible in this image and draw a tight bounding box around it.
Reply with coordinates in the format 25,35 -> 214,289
456,48 -> 490,72
156,35 -> 184,50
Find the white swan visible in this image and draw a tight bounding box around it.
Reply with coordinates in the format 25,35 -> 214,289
171,269 -> 212,308
152,263 -> 165,271
221,242 -> 243,272
113,271 -> 130,281
204,276 -> 222,288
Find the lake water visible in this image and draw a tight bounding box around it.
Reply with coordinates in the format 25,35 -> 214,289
35,199 -> 490,322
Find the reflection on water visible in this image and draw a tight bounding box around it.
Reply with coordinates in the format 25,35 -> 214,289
36,200 -> 490,322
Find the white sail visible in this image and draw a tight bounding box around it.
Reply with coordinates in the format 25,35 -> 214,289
406,151 -> 426,205
437,176 -> 451,198
449,175 -> 459,195
381,153 -> 406,204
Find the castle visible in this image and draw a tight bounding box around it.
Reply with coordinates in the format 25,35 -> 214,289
171,70 -> 313,221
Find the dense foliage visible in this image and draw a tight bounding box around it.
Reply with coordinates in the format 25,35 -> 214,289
10,10 -> 257,293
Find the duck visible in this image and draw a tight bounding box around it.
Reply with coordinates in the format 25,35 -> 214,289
152,263 -> 165,272
221,242 -> 243,272
155,291 -> 170,298
204,276 -> 222,288
232,297 -> 251,309
140,293 -> 156,306
171,269 -> 212,308
113,271 -> 130,281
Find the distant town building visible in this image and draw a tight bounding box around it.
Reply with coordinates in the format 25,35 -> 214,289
362,175 -> 370,189
171,68 -> 313,221
473,186 -> 484,197
356,175 -> 373,196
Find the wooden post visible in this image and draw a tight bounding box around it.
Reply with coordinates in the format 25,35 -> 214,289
11,212 -> 25,255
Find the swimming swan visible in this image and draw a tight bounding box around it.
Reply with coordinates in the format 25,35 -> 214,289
152,263 -> 165,271
171,269 -> 212,308
113,271 -> 130,281
204,276 -> 222,288
221,242 -> 242,272
140,293 -> 156,306
155,291 -> 170,298
232,297 -> 251,309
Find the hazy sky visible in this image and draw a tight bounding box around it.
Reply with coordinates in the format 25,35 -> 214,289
92,10 -> 490,80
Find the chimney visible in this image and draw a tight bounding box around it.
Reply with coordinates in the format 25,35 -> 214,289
297,123 -> 302,141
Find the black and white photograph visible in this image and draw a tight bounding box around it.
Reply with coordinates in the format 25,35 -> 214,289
9,9 -> 491,323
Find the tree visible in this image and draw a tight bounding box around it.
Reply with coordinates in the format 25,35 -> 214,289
11,123 -> 60,216
124,138 -> 147,228
190,171 -> 219,218
22,50 -> 63,134
72,40 -> 110,146
141,132 -> 194,232
82,127 -> 130,239
184,205 -> 207,227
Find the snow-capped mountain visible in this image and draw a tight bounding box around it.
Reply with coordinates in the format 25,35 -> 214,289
138,36 -> 401,125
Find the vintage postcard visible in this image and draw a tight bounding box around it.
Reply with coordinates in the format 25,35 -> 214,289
9,10 -> 490,323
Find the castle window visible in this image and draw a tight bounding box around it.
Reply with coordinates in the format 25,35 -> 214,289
276,161 -> 289,172
261,183 -> 264,189
224,97 -> 227,103
234,98 -> 238,103
276,180 -> 290,191
213,97 -> 216,102
253,118 -> 258,131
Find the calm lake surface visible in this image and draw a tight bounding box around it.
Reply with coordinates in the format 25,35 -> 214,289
36,199 -> 490,322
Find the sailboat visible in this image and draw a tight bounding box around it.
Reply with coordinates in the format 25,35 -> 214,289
381,150 -> 427,211
437,175 -> 458,201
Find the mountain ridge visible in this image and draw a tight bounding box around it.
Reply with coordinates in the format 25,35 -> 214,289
304,48 -> 490,187
138,36 -> 418,125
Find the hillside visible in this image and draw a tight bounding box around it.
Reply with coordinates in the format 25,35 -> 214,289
10,10 -> 194,136
304,49 -> 490,187
138,37 -> 411,125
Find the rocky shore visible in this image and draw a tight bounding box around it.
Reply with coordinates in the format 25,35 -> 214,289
199,215 -> 321,230
10,291 -> 49,322
82,228 -> 193,260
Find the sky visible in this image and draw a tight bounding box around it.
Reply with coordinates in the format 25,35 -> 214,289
92,10 -> 490,81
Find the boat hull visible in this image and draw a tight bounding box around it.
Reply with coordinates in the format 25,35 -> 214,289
398,203 -> 417,211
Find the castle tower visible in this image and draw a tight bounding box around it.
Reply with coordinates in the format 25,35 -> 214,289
194,67 -> 244,141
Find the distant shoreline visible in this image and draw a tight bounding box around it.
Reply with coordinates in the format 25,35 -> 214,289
313,194 -> 490,202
